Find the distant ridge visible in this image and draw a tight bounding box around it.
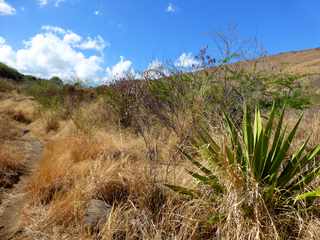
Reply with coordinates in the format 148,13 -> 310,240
1,48 -> 320,86
258,47 -> 320,74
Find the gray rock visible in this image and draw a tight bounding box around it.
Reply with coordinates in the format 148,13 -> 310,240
84,199 -> 112,233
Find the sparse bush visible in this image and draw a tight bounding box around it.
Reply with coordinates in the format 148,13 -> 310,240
24,79 -> 64,110
141,49 -> 310,139
103,79 -> 142,128
144,72 -> 202,137
62,84 -> 96,119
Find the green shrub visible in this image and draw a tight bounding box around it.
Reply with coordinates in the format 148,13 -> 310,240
255,71 -> 311,110
24,80 -> 64,110
144,55 -> 310,134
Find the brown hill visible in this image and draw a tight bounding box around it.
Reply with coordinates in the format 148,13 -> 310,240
259,48 -> 320,74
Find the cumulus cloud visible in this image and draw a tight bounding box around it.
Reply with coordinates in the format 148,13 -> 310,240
0,26 -> 109,83
0,0 -> 16,15
63,32 -> 82,45
105,56 -> 137,82
0,27 -> 200,84
0,36 -> 16,66
166,3 -> 176,13
40,26 -> 108,52
0,26 -> 141,84
78,36 -> 107,52
175,52 -> 200,69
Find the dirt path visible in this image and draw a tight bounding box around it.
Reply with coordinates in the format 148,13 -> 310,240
0,132 -> 43,240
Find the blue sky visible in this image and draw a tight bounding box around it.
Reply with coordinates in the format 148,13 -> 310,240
0,0 -> 319,84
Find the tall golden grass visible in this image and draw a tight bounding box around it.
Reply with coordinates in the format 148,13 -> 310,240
2,78 -> 319,240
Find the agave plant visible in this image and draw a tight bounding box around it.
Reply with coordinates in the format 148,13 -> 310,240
225,104 -> 320,200
167,104 -> 320,202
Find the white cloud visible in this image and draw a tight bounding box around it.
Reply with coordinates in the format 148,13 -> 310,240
94,10 -> 100,16
175,53 -> 200,68
166,3 -> 176,13
78,36 -> 107,52
41,26 -> 109,51
0,27 -> 141,84
0,26 -> 109,83
37,0 -> 65,7
38,0 -> 48,6
42,25 -> 66,34
0,0 -> 16,15
105,56 -> 136,82
0,36 -> 16,67
63,32 -> 82,45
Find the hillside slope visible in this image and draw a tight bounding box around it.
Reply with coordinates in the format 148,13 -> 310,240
261,48 -> 320,74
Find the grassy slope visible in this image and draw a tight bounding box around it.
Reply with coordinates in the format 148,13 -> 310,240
260,48 -> 320,74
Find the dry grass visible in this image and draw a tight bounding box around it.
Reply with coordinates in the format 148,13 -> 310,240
0,144 -> 24,171
45,112 -> 60,133
2,50 -> 320,239
0,79 -> 16,92
20,126 -> 194,239
9,110 -> 33,124
6,99 -> 319,240
0,144 -> 25,188
302,219 -> 320,240
0,116 -> 21,142
0,116 -> 26,189
17,126 -> 291,239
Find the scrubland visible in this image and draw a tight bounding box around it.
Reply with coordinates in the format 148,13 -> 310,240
0,49 -> 320,239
